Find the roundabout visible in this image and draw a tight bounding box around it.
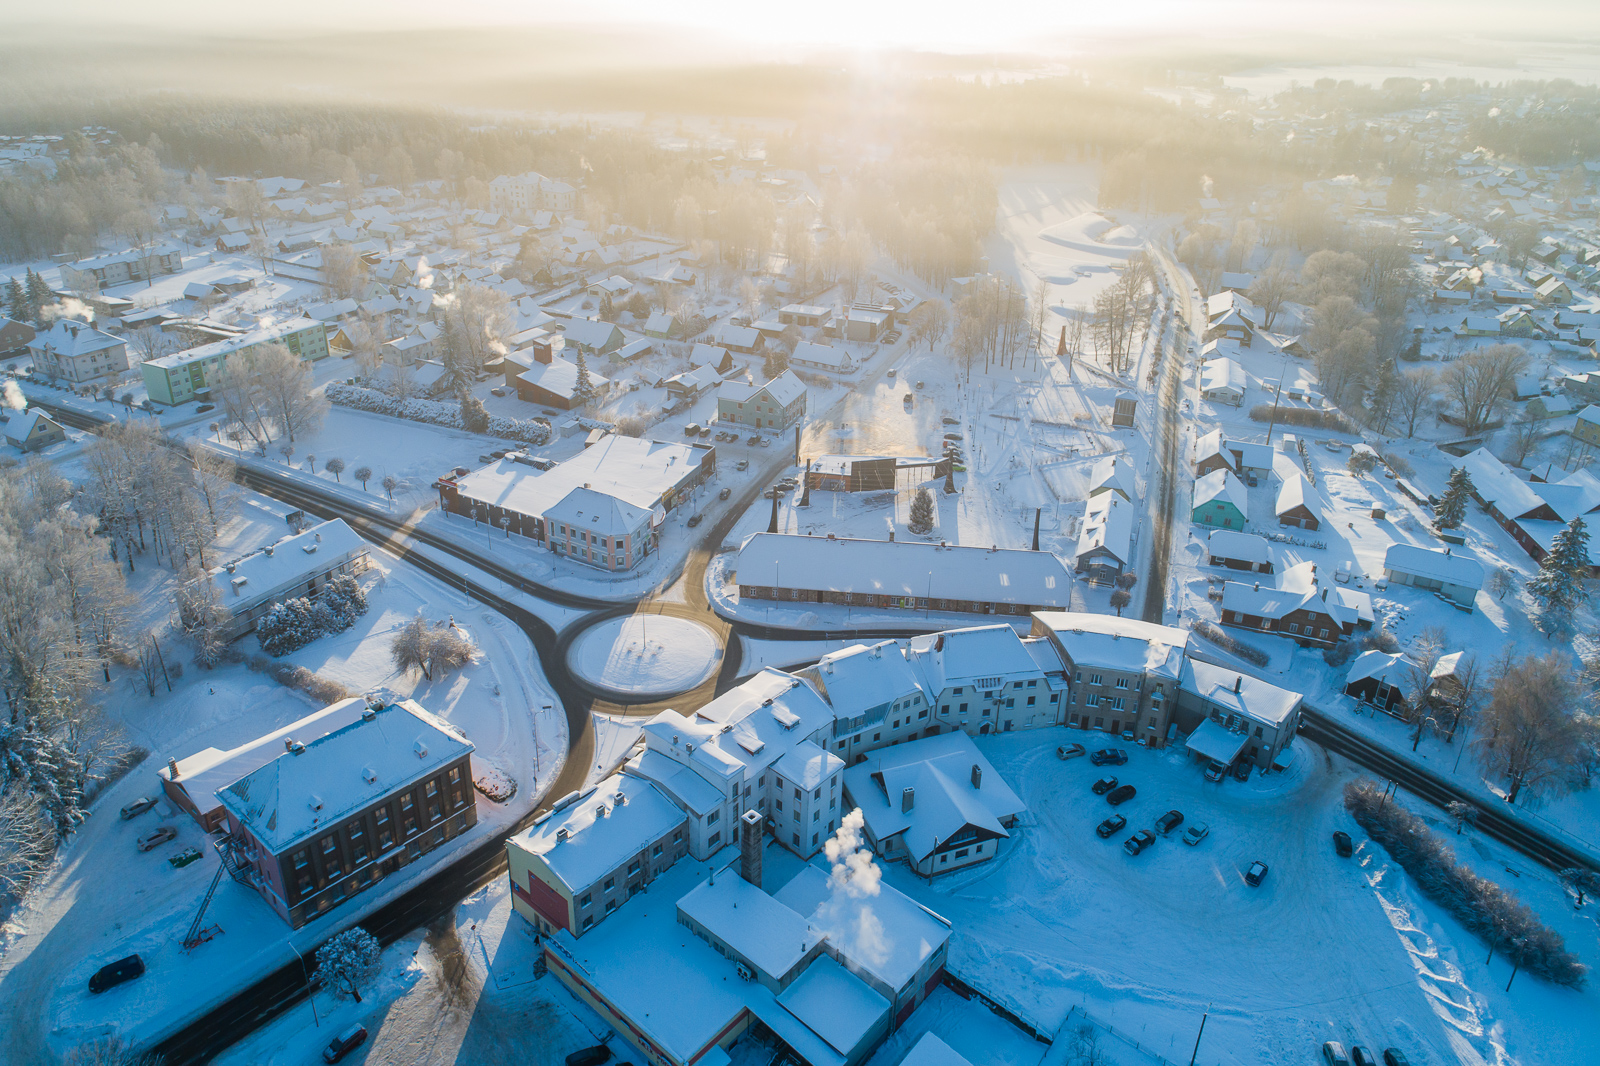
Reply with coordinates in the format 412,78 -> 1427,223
566,614 -> 722,700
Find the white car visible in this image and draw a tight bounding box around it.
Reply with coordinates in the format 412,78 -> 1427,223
1182,823 -> 1209,846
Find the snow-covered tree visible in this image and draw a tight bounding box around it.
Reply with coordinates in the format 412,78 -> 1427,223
573,349 -> 594,402
1435,467 -> 1473,529
353,466 -> 373,491
314,926 -> 381,1002
1109,589 -> 1131,617
1473,651 -> 1583,804
390,614 -> 473,680
1527,516 -> 1591,633
907,487 -> 934,534
323,457 -> 346,482
459,394 -> 490,435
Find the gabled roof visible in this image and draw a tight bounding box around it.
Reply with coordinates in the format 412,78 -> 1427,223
3,409 -> 60,444
1345,649 -> 1414,690
1457,448 -> 1545,519
907,625 -> 1045,692
1386,543 -> 1485,589
1089,455 -> 1135,500
1181,659 -> 1302,726
27,319 -> 122,357
1200,356 -> 1247,395
1075,490 -> 1134,565
509,771 -> 684,893
1194,469 -> 1249,517
1030,612 -> 1189,679
797,641 -> 926,721
1206,528 -> 1271,564
1275,474 -> 1321,519
720,369 -> 806,407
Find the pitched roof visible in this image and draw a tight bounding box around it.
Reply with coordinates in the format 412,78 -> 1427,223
1206,529 -> 1271,564
1181,659 -> 1302,726
720,369 -> 806,407
1384,544 -> 1484,590
1275,473 -> 1321,519
1194,469 -> 1249,517
509,771 -> 683,893
1345,649 -> 1414,690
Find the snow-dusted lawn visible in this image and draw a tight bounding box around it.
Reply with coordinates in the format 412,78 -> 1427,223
863,727 -> 1599,1066
567,615 -> 721,697
0,533 -> 564,1059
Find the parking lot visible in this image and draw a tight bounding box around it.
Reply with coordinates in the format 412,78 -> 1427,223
872,727 -> 1510,1065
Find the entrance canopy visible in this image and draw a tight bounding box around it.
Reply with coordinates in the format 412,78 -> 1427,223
1183,719 -> 1249,765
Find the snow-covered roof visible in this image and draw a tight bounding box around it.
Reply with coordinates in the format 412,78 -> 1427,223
613,337 -> 653,361
792,341 -> 850,369
773,955 -> 889,1056
737,534 -> 1070,610
216,698 -> 473,854
451,435 -> 705,521
689,342 -> 730,368
1031,612 -> 1189,679
556,318 -> 622,350
677,872 -> 823,982
1345,650 -> 1413,689
3,409 -> 59,444
1225,438 -> 1276,471
1200,357 -> 1247,395
906,624 -> 1053,693
900,1034 -> 976,1066
1075,490 -> 1134,566
510,771 -> 684,894
1194,469 -> 1250,517
644,310 -> 677,334
207,518 -> 367,613
1192,428 -> 1231,469
147,317 -> 322,370
799,641 -> 926,722
1206,529 -> 1271,564
774,864 -> 951,998
1089,454 -> 1135,500
27,319 -> 122,357
719,369 -> 806,407
843,730 -> 1024,865
1275,473 -> 1321,519
1384,544 -> 1484,590
1181,659 -> 1301,727
306,298 -> 359,321
1457,448 -> 1544,519
1182,718 -> 1250,765
714,322 -> 761,349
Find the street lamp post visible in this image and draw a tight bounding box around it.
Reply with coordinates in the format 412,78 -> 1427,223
287,940 -> 321,1028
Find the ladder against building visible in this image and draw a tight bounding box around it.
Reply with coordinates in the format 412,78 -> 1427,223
182,833 -> 251,951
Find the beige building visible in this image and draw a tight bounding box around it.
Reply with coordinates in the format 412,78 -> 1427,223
26,320 -> 129,385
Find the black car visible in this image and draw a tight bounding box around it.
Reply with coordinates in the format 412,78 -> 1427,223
1350,1048 -> 1378,1066
1089,748 -> 1129,766
1124,829 -> 1156,856
1106,784 -> 1137,806
566,1047 -> 612,1066
718,487 -> 732,501
323,1024 -> 368,1063
88,954 -> 145,994
1232,760 -> 1251,781
1096,814 -> 1126,838
1333,830 -> 1354,857
1244,860 -> 1269,887
687,514 -> 703,527
1154,810 -> 1184,836
195,404 -> 215,413
1091,776 -> 1118,795
1381,1050 -> 1410,1066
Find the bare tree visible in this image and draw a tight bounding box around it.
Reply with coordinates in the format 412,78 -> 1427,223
1473,651 -> 1582,805
381,474 -> 397,501
321,245 -> 366,302
1504,405 -> 1547,467
0,785 -> 56,898
1441,344 -> 1529,434
1485,566 -> 1515,602
1246,254 -> 1298,330
252,343 -> 327,443
1394,367 -> 1438,438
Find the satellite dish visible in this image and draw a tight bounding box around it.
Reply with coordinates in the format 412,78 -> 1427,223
650,506 -> 667,528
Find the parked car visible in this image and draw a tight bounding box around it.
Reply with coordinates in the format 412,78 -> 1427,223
1245,860 -> 1269,887
137,826 -> 178,852
169,846 -> 203,869
687,514 -> 703,528
684,423 -> 702,436
1106,784 -> 1137,806
1120,730 -> 1136,743
887,367 -> 897,378
566,1046 -> 612,1066
1381,1050 -> 1410,1066
757,437 -> 771,448
490,387 -> 507,397
943,432 -> 963,442
1123,830 -> 1156,856
1182,822 -> 1209,846
1232,760 -> 1251,781
698,426 -> 712,438
1056,743 -> 1085,760
1321,1042 -> 1350,1066
1333,831 -> 1354,857
1091,776 -> 1118,795
1154,810 -> 1184,836
1089,748 -> 1128,766
491,449 -> 508,459
1203,759 -> 1228,782
120,796 -> 158,820
903,393 -> 913,404
479,454 -> 493,463
88,955 -> 145,994
1096,814 -> 1126,838
941,416 -> 960,425
915,380 -> 924,389
195,403 -> 215,413
322,1023 -> 369,1063
1350,1048 -> 1378,1066
718,487 -> 732,501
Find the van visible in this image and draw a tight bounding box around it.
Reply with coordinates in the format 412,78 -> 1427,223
323,1023 -> 368,1063
1322,1041 -> 1351,1066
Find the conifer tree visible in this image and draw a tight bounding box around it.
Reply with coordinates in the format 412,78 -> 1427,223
1527,515 -> 1591,634
908,487 -> 935,534
1436,467 -> 1473,529
574,348 -> 593,401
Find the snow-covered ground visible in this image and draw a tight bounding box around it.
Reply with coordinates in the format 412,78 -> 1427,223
583,713 -> 646,789
0,493 -> 565,1060
567,614 -> 721,697
859,727 -> 1600,1066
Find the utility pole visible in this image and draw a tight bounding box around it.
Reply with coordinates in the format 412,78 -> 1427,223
1188,1003 -> 1211,1065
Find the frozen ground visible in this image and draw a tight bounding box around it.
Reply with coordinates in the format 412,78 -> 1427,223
857,727 -> 1600,1066
0,511 -> 565,1060
566,614 -> 721,697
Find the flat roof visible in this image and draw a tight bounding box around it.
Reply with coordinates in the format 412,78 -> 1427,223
774,955 -> 888,1055
450,435 -> 706,520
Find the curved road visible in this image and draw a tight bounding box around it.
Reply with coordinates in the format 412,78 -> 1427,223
25,356 -> 1599,1065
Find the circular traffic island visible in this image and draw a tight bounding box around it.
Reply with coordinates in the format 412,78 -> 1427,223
566,615 -> 721,700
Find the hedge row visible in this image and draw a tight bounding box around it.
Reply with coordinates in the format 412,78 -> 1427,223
1248,405 -> 1359,434
1345,781 -> 1586,987
326,383 -> 552,445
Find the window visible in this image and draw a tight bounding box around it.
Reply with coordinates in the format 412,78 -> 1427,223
1287,623 -> 1299,634
940,853 -> 948,864
321,835 -> 342,878
708,831 -> 721,847
813,810 -> 820,822
792,832 -> 801,846
773,776 -> 782,789
1115,678 -> 1129,689
813,787 -> 821,800
580,892 -> 592,908
918,709 -> 928,719
955,848 -> 970,858
605,899 -> 618,913
1090,674 -> 1103,686
348,818 -> 369,863
830,795 -> 836,809
375,805 -> 395,851
1255,726 -> 1264,738
425,779 -> 442,822
959,703 -> 968,714
292,849 -> 313,895
776,799 -> 784,811
792,808 -> 800,822
707,809 -> 720,825
1085,694 -> 1100,707
628,860 -> 641,876
1094,717 -> 1104,727
1319,629 -> 1330,639
653,842 -> 663,857
604,876 -> 615,891
400,792 -> 418,837
1113,697 -> 1125,711
873,733 -> 881,741
941,704 -> 949,714
582,915 -> 594,930
1148,716 -> 1157,727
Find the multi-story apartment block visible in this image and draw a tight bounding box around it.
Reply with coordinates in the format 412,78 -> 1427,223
904,625 -> 1070,735
26,319 -> 129,385
59,245 -> 184,291
488,171 -> 577,217
141,317 -> 329,404
1030,613 -> 1190,748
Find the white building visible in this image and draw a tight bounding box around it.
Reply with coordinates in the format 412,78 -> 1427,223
199,518 -> 370,640
488,171 -> 577,217
904,624 -> 1069,735
26,319 -> 129,385
1382,544 -> 1484,609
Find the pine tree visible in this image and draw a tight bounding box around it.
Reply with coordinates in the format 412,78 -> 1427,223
4,277 -> 25,322
1528,516 -> 1591,633
1369,358 -> 1400,432
1436,467 -> 1473,529
908,487 -> 935,534
764,346 -> 790,377
573,349 -> 593,401
459,393 -> 490,434
24,270 -> 51,327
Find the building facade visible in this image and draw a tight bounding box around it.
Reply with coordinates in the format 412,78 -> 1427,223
27,320 -> 129,385
141,317 -> 330,405
59,245 -> 184,291
717,370 -> 807,429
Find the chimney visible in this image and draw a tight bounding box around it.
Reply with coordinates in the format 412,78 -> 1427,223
167,757 -> 180,779
740,810 -> 764,886
1234,675 -> 1242,693
902,787 -> 915,812
533,338 -> 554,365
970,764 -> 982,789
889,530 -> 895,542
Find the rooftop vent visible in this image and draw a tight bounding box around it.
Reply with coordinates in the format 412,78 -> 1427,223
361,706 -> 377,722
309,794 -> 323,811
721,724 -> 733,733
970,764 -> 982,789
302,543 -> 319,554
167,757 -> 180,779
285,738 -> 304,754
362,766 -> 377,784
413,738 -> 429,758
614,791 -> 627,806
902,787 -> 915,813
556,827 -> 570,842
597,804 -> 608,817
1234,676 -> 1243,693
225,562 -> 237,573
263,545 -> 274,557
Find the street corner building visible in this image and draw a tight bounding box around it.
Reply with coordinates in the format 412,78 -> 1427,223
161,697 -> 477,928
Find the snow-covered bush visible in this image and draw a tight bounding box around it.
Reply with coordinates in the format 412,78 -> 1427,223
314,926 -> 382,1002
1345,780 -> 1587,987
326,383 -> 552,445
390,614 -> 476,680
1247,404 -> 1359,434
254,576 -> 370,657
1189,620 -> 1269,667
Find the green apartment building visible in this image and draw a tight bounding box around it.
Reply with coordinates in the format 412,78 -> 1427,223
142,317 -> 329,405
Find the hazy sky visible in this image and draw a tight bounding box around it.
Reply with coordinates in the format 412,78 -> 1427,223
28,0 -> 1600,53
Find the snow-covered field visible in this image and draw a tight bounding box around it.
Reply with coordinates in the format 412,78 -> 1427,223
0,493 -> 565,1060
567,614 -> 721,697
